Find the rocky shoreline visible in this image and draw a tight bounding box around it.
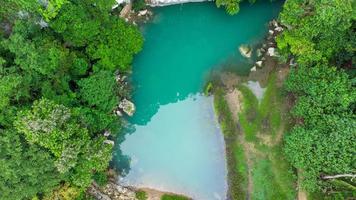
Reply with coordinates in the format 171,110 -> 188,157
146,0 -> 210,7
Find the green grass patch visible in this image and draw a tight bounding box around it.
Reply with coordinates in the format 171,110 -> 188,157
213,86 -> 247,200
135,190 -> 147,200
225,142 -> 248,200
238,72 -> 282,141
238,85 -> 259,142
251,156 -> 295,200
161,194 -> 189,200
213,87 -> 236,138
233,144 -> 248,186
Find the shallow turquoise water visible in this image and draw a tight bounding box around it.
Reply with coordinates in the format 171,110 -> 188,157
116,2 -> 282,199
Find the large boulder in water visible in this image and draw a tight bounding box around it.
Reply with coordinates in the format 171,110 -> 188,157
119,99 -> 136,116
239,45 -> 252,58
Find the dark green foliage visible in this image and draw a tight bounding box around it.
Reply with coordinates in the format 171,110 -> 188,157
93,171 -> 108,187
284,65 -> 356,192
50,2 -> 100,46
0,0 -> 142,198
78,70 -> 119,112
277,0 -> 354,66
215,0 -> 256,15
278,0 -> 356,195
86,18 -> 143,71
0,129 -> 62,200
132,0 -> 147,11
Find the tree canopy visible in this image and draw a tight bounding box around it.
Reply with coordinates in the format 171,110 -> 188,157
0,0 -> 143,198
278,0 -> 356,197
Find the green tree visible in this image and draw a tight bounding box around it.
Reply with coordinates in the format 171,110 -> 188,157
285,115 -> 355,191
50,2 -> 100,46
39,0 -> 68,21
86,18 -> 143,71
78,70 -> 119,112
15,99 -> 113,187
277,0 -> 354,66
284,64 -> 356,192
0,129 -> 62,200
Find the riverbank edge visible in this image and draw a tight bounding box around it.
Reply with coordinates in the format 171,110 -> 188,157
88,169 -> 192,200
211,19 -> 298,200
213,88 -> 247,200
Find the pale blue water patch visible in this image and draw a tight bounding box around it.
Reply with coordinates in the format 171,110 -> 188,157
114,2 -> 282,200
245,81 -> 266,101
120,95 -> 226,199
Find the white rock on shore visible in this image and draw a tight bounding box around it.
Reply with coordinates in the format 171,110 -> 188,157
267,47 -> 278,57
138,9 -> 148,16
256,61 -> 263,68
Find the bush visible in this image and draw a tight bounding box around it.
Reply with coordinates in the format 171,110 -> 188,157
93,172 -> 108,187
132,0 -> 146,11
135,190 -> 147,200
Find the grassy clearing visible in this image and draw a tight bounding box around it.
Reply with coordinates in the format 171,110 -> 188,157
238,84 -> 259,142
236,71 -> 296,199
233,144 -> 248,185
213,69 -> 296,200
213,88 -> 236,138
238,73 -> 282,141
213,87 -> 248,200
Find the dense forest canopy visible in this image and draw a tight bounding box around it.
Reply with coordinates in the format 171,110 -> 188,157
277,0 -> 356,198
0,0 -> 143,199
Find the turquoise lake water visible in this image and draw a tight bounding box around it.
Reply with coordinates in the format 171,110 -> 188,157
115,2 -> 282,199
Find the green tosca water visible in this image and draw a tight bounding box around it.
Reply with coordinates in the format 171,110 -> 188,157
115,2 -> 282,199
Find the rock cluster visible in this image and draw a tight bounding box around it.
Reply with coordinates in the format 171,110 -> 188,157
118,99 -> 136,116
147,0 -> 209,6
250,19 -> 283,72
88,182 -> 137,200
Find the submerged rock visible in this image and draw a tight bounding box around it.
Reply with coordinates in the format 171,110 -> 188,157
239,45 -> 252,58
119,99 -> 136,116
